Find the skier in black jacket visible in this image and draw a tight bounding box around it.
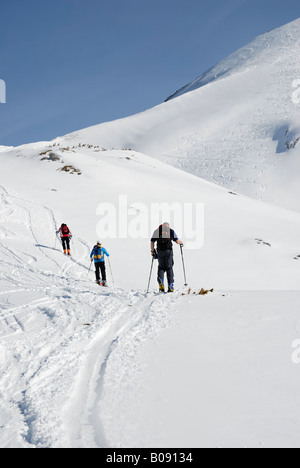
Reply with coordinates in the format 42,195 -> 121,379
150,222 -> 183,293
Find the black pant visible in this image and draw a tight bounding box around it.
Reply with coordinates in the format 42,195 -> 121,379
62,237 -> 70,251
95,262 -> 106,282
157,250 -> 174,286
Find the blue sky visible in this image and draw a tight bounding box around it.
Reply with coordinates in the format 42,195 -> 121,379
1,0 -> 300,146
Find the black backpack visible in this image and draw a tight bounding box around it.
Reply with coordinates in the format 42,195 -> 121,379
157,225 -> 173,251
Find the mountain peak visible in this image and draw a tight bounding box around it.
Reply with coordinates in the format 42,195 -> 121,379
59,18 -> 300,212
166,17 -> 300,101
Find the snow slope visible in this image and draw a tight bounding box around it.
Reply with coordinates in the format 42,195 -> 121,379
1,140 -> 300,448
101,291 -> 300,448
58,18 -> 300,212
0,143 -> 299,291
165,18 -> 300,100
0,185 -> 178,447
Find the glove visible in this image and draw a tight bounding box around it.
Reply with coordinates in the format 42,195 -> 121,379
152,249 -> 158,260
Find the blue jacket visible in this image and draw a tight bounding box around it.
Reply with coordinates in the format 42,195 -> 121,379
90,245 -> 109,263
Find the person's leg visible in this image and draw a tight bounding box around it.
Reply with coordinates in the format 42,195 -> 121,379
95,263 -> 101,283
157,251 -> 167,291
62,238 -> 67,254
66,238 -> 71,255
166,250 -> 175,291
100,262 -> 106,283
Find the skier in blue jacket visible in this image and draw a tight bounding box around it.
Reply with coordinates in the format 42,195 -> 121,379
90,241 -> 110,286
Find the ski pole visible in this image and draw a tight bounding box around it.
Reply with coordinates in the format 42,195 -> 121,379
87,260 -> 93,278
108,258 -> 115,287
180,245 -> 188,286
146,256 -> 154,294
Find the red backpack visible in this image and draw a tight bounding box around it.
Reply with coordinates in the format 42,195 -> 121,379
61,225 -> 70,237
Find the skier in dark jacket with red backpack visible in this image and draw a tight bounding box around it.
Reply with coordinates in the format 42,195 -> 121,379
56,224 -> 72,256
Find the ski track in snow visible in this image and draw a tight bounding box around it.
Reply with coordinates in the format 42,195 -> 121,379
0,186 -> 177,448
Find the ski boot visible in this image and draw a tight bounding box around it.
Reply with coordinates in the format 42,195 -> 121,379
168,283 -> 174,293
158,279 -> 165,293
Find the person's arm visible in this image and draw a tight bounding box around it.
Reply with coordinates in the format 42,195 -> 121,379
172,230 -> 183,246
151,228 -> 159,255
104,248 -> 110,257
150,232 -> 156,254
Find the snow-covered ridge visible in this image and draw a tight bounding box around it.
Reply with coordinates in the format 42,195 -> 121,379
58,18 -> 300,212
165,18 -> 300,100
0,145 -> 14,153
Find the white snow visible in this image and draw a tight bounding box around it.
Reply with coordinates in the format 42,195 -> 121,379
1,18 -> 300,448
0,146 -> 14,153
101,292 -> 300,448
